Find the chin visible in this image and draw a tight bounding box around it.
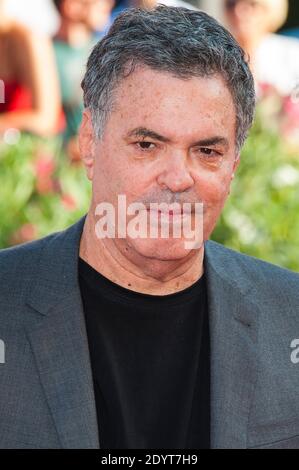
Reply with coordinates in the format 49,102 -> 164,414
126,237 -> 201,261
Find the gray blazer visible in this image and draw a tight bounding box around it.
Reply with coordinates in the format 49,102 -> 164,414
1,215 -> 299,449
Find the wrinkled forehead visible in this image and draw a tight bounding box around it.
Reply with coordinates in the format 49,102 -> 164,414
106,67 -> 237,145
114,65 -> 234,106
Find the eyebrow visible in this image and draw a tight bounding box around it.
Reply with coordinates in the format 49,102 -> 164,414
126,127 -> 229,150
126,127 -> 171,143
192,136 -> 230,151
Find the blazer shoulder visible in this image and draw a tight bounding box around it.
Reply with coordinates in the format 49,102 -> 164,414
0,230 -> 63,290
0,217 -> 85,298
206,240 -> 299,291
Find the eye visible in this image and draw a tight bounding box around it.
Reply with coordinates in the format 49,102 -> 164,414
199,147 -> 219,156
135,141 -> 156,151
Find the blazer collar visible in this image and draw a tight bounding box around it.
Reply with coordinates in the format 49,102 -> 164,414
204,241 -> 260,448
24,215 -> 100,448
26,215 -> 87,317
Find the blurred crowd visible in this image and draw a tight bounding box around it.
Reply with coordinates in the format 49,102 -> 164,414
0,0 -> 299,155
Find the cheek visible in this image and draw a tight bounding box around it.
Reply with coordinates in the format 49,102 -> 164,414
194,173 -> 231,239
195,172 -> 231,207
93,146 -> 152,202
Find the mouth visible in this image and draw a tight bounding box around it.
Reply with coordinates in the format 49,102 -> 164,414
145,208 -> 195,226
146,207 -> 194,216
146,208 -> 187,216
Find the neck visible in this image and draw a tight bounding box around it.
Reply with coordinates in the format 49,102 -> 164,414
55,20 -> 91,47
79,211 -> 204,296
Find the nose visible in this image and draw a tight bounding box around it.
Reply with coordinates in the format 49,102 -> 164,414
157,151 -> 194,193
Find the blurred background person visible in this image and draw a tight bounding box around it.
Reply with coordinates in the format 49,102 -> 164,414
4,0 -> 59,36
0,0 -> 61,137
52,0 -> 114,159
224,0 -> 299,96
280,0 -> 299,39
111,0 -> 197,20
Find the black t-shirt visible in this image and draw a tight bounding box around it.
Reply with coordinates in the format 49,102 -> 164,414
78,257 -> 210,449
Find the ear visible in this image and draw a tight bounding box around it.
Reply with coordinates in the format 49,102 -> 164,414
228,154 -> 240,195
232,153 -> 240,175
78,109 -> 96,181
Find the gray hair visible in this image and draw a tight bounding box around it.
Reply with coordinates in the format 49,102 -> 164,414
82,5 -> 256,153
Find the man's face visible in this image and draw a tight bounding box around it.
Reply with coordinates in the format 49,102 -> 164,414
80,67 -> 239,261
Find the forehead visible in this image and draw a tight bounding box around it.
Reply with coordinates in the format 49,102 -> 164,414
110,67 -> 236,142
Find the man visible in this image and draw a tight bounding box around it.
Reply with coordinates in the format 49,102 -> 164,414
1,6 -> 299,450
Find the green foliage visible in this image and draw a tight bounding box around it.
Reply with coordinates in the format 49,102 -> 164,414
0,135 -> 90,248
212,112 -> 299,271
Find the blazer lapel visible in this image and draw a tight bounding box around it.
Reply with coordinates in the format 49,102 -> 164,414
24,216 -> 99,449
204,241 -> 260,449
